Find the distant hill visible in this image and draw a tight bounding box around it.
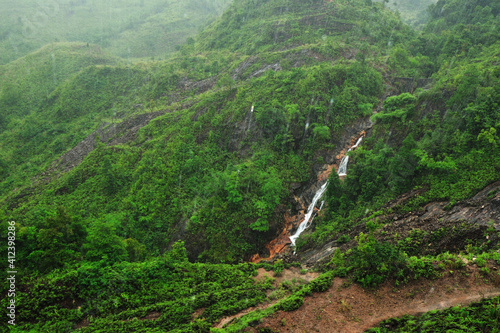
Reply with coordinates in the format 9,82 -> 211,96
382,0 -> 437,28
196,0 -> 411,55
0,0 -> 232,64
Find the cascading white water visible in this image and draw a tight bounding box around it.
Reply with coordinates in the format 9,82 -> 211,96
352,136 -> 363,148
289,136 -> 364,248
337,156 -> 349,176
289,181 -> 328,247
338,136 -> 363,176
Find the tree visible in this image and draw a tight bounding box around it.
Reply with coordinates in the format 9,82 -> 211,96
477,127 -> 499,148
313,125 -> 331,142
389,134 -> 419,192
224,170 -> 243,206
27,207 -> 86,272
217,73 -> 235,89
326,172 -> 344,214
348,233 -> 405,288
250,168 -> 284,232
123,238 -> 146,262
84,220 -> 127,263
101,155 -> 120,196
166,240 -> 188,263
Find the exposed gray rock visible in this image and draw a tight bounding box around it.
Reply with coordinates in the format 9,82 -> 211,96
300,241 -> 338,267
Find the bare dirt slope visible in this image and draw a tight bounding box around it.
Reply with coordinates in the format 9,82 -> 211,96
245,265 -> 500,332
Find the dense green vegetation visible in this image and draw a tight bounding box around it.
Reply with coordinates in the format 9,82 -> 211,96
305,0 -> 500,249
368,296 -> 500,332
0,0 -> 499,331
1,241 -> 273,332
2,0 -> 404,267
196,0 -> 413,56
0,42 -> 197,196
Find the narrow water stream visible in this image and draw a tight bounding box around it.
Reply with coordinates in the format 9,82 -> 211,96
289,136 -> 363,247
338,136 -> 363,176
289,181 -> 328,247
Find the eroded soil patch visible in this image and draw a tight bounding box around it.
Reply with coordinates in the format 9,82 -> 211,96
247,265 -> 500,332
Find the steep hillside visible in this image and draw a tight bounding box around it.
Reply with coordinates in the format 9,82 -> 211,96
0,43 -> 119,190
0,0 -> 499,332
232,0 -> 500,330
0,42 -> 118,122
2,0 -> 408,263
196,0 -> 412,55
303,0 -> 500,251
0,42 -> 192,196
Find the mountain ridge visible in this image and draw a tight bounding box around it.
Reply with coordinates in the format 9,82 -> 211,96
0,0 -> 499,331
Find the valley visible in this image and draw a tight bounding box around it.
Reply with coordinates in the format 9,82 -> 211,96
0,0 -> 499,332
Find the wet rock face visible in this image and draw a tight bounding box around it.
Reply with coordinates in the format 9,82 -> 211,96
437,181 -> 500,228
300,241 -> 337,266
394,181 -> 500,241
323,116 -> 373,166
293,116 -> 373,207
388,76 -> 433,94
491,193 -> 500,209
371,181 -> 500,255
178,76 -> 216,94
47,111 -> 165,174
290,181 -> 500,268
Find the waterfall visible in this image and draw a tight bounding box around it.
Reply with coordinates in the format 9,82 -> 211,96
289,181 -> 328,247
338,136 -> 363,176
289,136 -> 364,248
337,156 -> 349,176
352,136 -> 363,149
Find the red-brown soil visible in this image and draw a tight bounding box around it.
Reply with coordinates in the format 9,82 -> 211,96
252,267 -> 321,286
245,265 -> 500,332
249,213 -> 298,263
215,267 -> 320,329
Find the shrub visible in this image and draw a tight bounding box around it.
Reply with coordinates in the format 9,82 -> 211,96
273,259 -> 285,277
278,294 -> 304,312
337,234 -> 351,244
309,271 -> 335,292
348,233 -> 406,288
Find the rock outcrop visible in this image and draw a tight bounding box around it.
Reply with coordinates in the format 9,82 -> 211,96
293,180 -> 500,267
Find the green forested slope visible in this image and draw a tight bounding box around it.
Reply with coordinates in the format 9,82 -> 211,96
308,0 -> 500,249
0,43 -> 118,190
196,0 -> 412,55
0,42 -> 188,195
2,0 -> 405,265
0,0 -> 499,332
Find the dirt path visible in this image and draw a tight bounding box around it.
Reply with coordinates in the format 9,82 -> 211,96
214,267 -> 320,329
242,265 -> 500,332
